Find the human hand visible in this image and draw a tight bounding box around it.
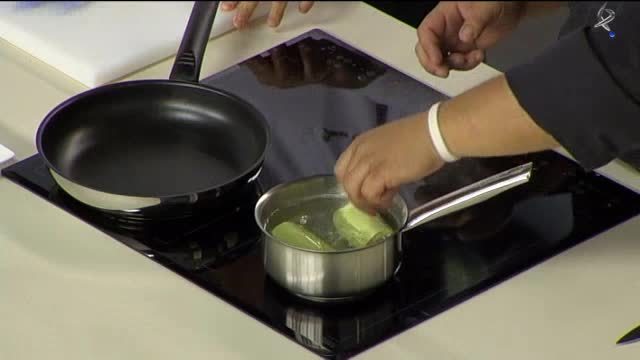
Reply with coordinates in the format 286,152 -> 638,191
221,1 -> 314,29
334,112 -> 446,214
416,1 -> 526,78
244,37 -> 385,89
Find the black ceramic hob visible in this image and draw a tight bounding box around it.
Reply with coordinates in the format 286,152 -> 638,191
4,29 -> 640,359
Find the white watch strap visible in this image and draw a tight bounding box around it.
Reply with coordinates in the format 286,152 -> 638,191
427,102 -> 459,163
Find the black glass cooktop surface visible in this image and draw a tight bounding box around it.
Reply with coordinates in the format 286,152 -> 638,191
4,29 -> 640,359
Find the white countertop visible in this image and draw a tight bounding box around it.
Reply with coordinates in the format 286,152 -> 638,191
1,2 -> 640,359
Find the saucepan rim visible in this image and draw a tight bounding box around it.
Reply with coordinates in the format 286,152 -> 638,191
254,174 -> 408,255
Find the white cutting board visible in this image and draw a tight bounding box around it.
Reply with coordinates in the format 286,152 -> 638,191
0,1 -> 270,87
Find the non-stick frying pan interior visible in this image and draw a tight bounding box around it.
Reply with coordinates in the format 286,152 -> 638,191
38,81 -> 269,197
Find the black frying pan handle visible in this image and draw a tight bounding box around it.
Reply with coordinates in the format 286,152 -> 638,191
170,1 -> 220,83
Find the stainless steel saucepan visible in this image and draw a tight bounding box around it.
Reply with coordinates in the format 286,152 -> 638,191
254,162 -> 533,303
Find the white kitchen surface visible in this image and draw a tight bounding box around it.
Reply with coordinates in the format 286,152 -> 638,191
1,2 -> 640,359
0,143 -> 15,169
0,1 -> 270,87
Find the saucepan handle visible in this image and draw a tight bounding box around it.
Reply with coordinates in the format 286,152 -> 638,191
402,162 -> 533,233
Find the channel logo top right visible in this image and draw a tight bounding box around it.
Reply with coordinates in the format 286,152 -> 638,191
594,2 -> 617,38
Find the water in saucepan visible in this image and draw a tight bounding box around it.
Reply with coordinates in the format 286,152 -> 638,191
265,195 -> 395,251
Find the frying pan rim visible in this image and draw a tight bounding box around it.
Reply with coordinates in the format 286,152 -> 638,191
255,174 -> 409,255
35,79 -> 272,198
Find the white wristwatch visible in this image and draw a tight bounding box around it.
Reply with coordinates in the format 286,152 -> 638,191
427,101 -> 459,163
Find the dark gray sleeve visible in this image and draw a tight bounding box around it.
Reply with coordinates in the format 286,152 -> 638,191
505,20 -> 640,170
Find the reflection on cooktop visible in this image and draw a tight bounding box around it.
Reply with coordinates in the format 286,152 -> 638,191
4,29 -> 640,359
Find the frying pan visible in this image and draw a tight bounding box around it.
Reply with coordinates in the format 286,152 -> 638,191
35,1 -> 270,219
254,162 -> 533,303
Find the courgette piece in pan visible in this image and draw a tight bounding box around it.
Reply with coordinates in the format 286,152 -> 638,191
333,202 -> 394,248
272,221 -> 335,251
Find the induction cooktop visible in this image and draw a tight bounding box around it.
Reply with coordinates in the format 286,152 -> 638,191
4,29 -> 640,359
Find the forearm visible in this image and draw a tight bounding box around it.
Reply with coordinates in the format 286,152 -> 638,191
437,74 -> 559,158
